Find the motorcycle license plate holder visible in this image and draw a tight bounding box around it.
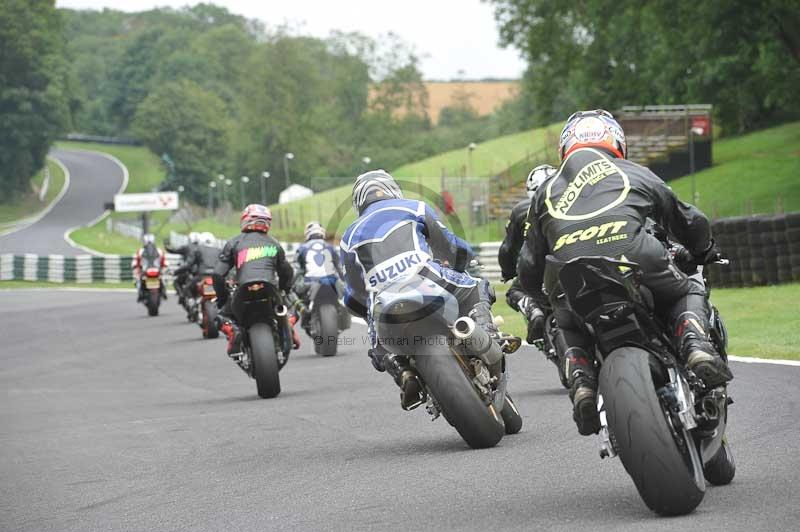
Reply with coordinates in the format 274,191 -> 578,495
144,278 -> 161,289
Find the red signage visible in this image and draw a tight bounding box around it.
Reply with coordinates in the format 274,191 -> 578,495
691,116 -> 711,137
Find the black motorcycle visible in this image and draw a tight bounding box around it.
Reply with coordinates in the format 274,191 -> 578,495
372,274 -> 523,449
228,281 -> 294,399
553,254 -> 734,516
297,279 -> 351,356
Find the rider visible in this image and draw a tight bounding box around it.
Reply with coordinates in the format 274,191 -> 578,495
292,222 -> 344,325
518,109 -> 734,435
498,164 -> 555,344
340,170 -> 519,410
213,204 -> 299,357
167,232 -> 200,304
133,233 -> 166,302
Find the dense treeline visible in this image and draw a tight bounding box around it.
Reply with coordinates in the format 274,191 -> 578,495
0,0 -> 74,201
61,4 -> 524,205
489,0 -> 800,134
1,2 -> 525,204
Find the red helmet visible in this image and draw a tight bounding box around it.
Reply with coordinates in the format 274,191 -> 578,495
240,204 -> 272,233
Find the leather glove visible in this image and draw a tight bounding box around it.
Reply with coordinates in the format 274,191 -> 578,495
692,239 -> 723,265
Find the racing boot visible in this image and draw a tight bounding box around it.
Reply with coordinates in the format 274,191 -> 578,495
468,285 -> 521,354
675,312 -> 733,388
217,317 -> 242,358
384,352 -> 425,410
565,347 -> 601,436
525,305 -> 545,346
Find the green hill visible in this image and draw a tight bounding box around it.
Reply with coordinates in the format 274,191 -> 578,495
668,121 -> 800,217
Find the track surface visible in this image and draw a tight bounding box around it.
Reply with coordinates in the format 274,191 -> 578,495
2,290 -> 799,531
0,149 -> 125,255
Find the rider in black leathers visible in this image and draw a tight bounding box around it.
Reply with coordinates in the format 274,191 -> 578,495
213,204 -> 297,356
518,109 -> 733,435
498,164 -> 555,344
166,232 -> 200,304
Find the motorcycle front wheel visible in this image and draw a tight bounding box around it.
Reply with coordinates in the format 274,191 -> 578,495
147,289 -> 160,316
599,347 -> 705,516
413,338 -> 505,449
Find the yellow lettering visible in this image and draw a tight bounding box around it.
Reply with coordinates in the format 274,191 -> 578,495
566,230 -> 583,245
579,226 -> 599,240
553,234 -> 569,251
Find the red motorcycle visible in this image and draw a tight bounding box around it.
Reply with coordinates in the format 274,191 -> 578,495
196,274 -> 219,339
140,267 -> 164,316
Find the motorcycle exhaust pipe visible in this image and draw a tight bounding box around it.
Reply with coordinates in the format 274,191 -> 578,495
274,304 -> 288,317
700,395 -> 720,421
452,316 -> 503,367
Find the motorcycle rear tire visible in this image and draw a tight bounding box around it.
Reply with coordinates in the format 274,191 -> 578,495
203,300 -> 219,339
414,339 -> 505,449
250,322 -> 281,399
315,303 -> 338,356
600,347 -> 705,516
147,290 -> 160,316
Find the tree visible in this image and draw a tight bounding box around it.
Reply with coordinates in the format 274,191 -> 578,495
132,79 -> 232,204
0,0 -> 70,201
488,0 -> 800,133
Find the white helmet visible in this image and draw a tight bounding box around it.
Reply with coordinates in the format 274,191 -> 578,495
188,231 -> 200,244
352,169 -> 403,215
526,164 -> 556,198
304,222 -> 325,241
200,232 -> 216,247
142,233 -> 155,245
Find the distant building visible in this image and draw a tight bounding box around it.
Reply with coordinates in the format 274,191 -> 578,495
278,184 -> 314,204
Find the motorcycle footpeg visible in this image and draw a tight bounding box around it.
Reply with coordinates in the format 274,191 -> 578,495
498,334 -> 522,354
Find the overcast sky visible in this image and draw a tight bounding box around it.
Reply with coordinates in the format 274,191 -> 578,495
55,0 -> 527,80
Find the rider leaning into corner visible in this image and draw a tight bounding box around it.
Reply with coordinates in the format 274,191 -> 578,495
339,170 -> 520,410
132,233 -> 166,302
213,204 -> 300,358
498,164 -> 556,344
517,109 -> 734,436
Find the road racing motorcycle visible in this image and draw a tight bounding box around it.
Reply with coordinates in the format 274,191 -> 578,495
296,279 -> 351,356
371,272 -> 523,449
227,281 -> 294,399
195,274 -> 219,339
139,266 -> 165,317
552,251 -> 734,516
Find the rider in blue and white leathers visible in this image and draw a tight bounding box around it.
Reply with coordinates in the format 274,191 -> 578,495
340,170 -> 510,410
295,222 -> 342,287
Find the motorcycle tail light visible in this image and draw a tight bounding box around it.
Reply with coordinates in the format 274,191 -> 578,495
204,276 -> 214,285
248,283 -> 264,292
145,268 -> 160,278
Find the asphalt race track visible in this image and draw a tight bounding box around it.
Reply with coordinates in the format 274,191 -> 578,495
0,149 -> 125,255
2,290 -> 799,531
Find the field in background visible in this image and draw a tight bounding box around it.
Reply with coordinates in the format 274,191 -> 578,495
0,159 -> 66,227
423,81 -> 520,124
493,283 -> 800,360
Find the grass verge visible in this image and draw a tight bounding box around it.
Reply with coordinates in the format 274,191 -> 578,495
669,121 -> 800,217
492,282 -> 800,361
